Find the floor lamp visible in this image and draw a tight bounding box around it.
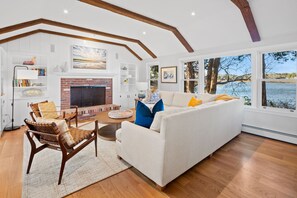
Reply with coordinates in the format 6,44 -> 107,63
4,66 -> 38,131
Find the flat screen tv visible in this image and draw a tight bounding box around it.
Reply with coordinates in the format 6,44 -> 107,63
70,86 -> 106,107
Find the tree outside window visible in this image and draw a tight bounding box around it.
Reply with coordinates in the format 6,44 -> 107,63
183,61 -> 199,93
261,50 -> 296,110
149,65 -> 159,90
204,54 -> 252,105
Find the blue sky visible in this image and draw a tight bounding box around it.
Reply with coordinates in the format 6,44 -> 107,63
268,59 -> 297,73
205,53 -> 296,76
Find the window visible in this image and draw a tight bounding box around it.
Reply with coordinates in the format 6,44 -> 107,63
204,54 -> 252,105
183,61 -> 199,93
261,50 -> 296,111
149,65 -> 159,90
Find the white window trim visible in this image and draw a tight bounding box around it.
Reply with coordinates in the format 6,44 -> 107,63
257,48 -> 297,113
203,53 -> 253,107
179,56 -> 202,94
146,61 -> 160,90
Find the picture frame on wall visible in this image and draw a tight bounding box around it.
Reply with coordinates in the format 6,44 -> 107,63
161,66 -> 177,83
72,45 -> 107,70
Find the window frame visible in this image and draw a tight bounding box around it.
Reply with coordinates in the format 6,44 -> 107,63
179,56 -> 202,94
202,53 -> 253,106
258,48 -> 297,113
147,62 -> 160,90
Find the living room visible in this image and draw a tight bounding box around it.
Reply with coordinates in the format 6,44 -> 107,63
1,0 -> 297,197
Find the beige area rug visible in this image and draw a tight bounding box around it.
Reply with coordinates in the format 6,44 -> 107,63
22,122 -> 130,198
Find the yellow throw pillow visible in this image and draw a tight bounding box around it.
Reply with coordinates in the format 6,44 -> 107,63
215,94 -> 234,101
38,101 -> 59,119
188,97 -> 202,107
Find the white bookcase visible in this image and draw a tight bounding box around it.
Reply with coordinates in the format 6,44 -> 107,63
11,55 -> 48,99
119,63 -> 137,108
9,54 -> 49,126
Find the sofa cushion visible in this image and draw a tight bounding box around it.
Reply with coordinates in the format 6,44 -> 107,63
164,105 -> 185,111
150,108 -> 190,132
215,94 -> 235,101
171,92 -> 196,107
159,91 -> 174,106
194,100 -> 225,109
135,100 -> 164,128
196,93 -> 217,103
116,128 -> 122,142
188,97 -> 202,107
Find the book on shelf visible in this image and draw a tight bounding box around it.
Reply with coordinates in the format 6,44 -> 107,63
14,79 -> 31,87
30,68 -> 46,76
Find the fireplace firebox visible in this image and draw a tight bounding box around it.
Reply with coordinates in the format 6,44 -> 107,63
70,86 -> 106,108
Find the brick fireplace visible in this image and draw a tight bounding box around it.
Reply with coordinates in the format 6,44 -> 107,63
61,78 -> 112,109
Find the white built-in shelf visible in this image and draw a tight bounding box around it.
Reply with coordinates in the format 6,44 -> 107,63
14,86 -> 47,89
13,96 -> 49,101
14,64 -> 47,68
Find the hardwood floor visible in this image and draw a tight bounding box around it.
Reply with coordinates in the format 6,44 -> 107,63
1,128 -> 297,198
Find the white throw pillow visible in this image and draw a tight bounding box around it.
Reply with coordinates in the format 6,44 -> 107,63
171,92 -> 196,107
150,108 -> 190,132
196,93 -> 217,103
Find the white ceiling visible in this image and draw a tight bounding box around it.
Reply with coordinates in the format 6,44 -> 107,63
1,0 -> 297,60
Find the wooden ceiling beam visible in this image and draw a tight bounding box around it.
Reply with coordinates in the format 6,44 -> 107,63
0,29 -> 142,60
0,30 -> 40,44
79,0 -> 194,53
231,0 -> 260,42
0,18 -> 155,58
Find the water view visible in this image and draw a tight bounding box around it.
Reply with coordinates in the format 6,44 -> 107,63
216,82 -> 296,109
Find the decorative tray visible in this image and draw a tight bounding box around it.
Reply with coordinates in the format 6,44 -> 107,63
108,109 -> 133,119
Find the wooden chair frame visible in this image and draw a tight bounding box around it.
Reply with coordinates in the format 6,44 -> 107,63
29,100 -> 79,127
25,120 -> 98,185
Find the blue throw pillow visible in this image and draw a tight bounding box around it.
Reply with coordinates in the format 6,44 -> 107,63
135,99 -> 164,128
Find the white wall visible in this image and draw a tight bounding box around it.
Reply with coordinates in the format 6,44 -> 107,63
140,42 -> 297,145
0,33 -> 140,127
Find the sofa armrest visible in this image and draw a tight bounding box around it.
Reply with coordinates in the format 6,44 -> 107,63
119,121 -> 166,185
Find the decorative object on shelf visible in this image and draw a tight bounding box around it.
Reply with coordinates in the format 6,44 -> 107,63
23,56 -> 36,65
60,61 -> 68,72
31,82 -> 43,87
161,66 -> 177,83
4,66 -> 38,131
121,66 -> 127,70
72,45 -> 107,70
136,82 -> 148,99
53,65 -> 61,72
108,109 -> 133,119
22,88 -> 43,97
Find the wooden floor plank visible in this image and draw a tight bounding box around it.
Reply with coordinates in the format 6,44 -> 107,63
1,128 -> 297,198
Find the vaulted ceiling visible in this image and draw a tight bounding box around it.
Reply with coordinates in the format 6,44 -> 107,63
1,0 -> 297,60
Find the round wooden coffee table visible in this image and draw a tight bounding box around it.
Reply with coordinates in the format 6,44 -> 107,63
94,109 -> 135,141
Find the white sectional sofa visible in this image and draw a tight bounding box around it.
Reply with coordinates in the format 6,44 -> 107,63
116,92 -> 244,188
144,91 -> 217,110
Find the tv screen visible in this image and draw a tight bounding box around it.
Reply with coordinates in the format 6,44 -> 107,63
70,86 -> 106,107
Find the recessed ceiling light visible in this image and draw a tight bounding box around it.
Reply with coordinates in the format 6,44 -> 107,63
63,9 -> 69,14
191,12 -> 196,16
142,31 -> 146,35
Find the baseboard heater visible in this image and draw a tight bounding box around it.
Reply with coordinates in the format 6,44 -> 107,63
242,124 -> 297,144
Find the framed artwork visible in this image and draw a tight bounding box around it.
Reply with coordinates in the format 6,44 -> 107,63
72,45 -> 107,70
161,66 -> 177,83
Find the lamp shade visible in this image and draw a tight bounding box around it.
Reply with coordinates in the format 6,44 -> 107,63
16,70 -> 38,80
136,82 -> 148,91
